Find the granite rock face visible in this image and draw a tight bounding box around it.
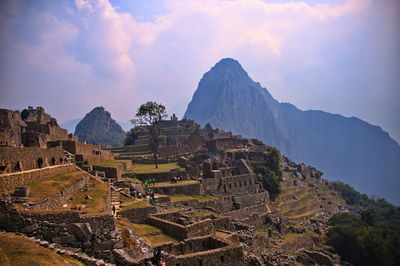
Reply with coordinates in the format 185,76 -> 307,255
185,58 -> 400,204
75,106 -> 125,147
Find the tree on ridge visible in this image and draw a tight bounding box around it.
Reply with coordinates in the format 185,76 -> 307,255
131,101 -> 167,168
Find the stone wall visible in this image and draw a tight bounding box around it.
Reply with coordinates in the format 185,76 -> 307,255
147,212 -> 214,240
0,200 -> 122,263
0,164 -> 76,192
124,170 -> 188,182
226,203 -> 269,219
0,146 -> 65,173
92,165 -> 121,179
233,191 -> 269,209
152,182 -> 201,195
47,140 -> 113,163
118,206 -> 158,223
30,175 -> 90,210
202,173 -> 258,195
158,236 -> 245,266
212,216 -> 235,231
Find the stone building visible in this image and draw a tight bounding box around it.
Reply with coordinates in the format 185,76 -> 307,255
0,109 -> 27,147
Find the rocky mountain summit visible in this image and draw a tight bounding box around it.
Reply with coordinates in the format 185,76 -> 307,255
74,106 -> 125,147
185,58 -> 400,204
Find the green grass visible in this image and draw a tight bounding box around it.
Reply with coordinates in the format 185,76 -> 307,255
151,180 -> 199,188
143,232 -> 180,247
124,223 -> 180,247
91,160 -> 131,168
191,194 -> 218,202
130,223 -> 161,235
169,193 -> 217,202
0,233 -> 83,266
126,162 -> 184,174
53,177 -> 108,214
27,171 -> 87,202
120,197 -> 149,209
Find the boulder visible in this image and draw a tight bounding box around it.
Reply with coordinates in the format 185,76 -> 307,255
113,249 -> 140,266
68,223 -> 93,241
21,223 -> 39,233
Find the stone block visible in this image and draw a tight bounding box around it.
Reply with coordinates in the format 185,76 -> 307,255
21,223 -> 39,233
68,222 -> 93,241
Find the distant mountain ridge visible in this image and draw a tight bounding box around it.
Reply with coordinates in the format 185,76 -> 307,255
62,119 -> 132,134
185,58 -> 400,204
74,106 -> 125,147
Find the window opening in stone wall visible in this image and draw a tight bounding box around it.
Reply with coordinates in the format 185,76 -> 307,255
221,256 -> 225,262
199,259 -> 203,266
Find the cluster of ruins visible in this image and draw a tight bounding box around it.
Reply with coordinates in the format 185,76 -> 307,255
0,107 -> 346,265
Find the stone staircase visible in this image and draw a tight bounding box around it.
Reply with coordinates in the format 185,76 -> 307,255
110,188 -> 121,216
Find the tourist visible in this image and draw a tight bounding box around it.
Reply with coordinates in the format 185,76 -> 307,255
14,161 -> 22,172
37,157 -> 43,168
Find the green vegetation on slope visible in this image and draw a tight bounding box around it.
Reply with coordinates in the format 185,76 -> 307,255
327,182 -> 400,266
252,147 -> 282,200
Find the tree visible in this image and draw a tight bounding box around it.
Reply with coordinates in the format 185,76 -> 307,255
131,101 -> 167,168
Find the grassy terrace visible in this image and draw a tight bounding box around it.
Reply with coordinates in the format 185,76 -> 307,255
26,171 -> 87,203
169,193 -> 217,202
91,160 -> 131,168
0,233 -> 83,266
53,177 -> 108,214
132,223 -> 180,247
119,195 -> 149,209
126,162 -> 184,174
151,180 -> 199,188
117,219 -> 179,248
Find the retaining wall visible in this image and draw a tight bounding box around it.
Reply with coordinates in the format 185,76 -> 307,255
0,164 -> 76,192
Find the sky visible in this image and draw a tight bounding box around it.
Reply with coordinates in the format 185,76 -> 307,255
0,0 -> 399,143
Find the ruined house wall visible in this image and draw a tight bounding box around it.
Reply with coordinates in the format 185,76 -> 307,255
233,191 -> 269,208
171,243 -> 244,266
212,216 -> 235,231
92,165 -> 121,179
0,146 -> 65,173
186,219 -> 214,238
118,206 -> 157,223
30,175 -> 90,210
147,212 -> 214,240
124,170 -> 188,182
159,237 -> 244,266
226,203 -> 269,219
152,183 -> 201,195
202,173 -> 257,195
47,141 -> 114,163
147,215 -> 188,239
0,164 -> 76,192
0,109 -> 26,147
0,200 -> 121,263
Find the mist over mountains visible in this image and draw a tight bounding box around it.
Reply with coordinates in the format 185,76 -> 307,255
185,58 -> 400,204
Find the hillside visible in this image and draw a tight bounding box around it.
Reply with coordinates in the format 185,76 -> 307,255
184,58 -> 400,205
74,106 -> 125,147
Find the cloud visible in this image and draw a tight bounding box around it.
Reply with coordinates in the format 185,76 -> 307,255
1,0 -> 399,142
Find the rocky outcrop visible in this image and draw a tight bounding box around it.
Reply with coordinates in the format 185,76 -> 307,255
75,107 -> 125,147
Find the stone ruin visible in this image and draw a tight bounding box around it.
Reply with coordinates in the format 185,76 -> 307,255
0,114 -> 349,265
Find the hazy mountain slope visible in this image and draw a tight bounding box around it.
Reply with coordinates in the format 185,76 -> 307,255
60,118 -> 81,134
74,106 -> 125,147
184,58 -> 400,204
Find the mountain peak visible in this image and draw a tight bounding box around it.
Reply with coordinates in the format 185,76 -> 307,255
209,58 -> 248,79
74,107 -> 125,146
